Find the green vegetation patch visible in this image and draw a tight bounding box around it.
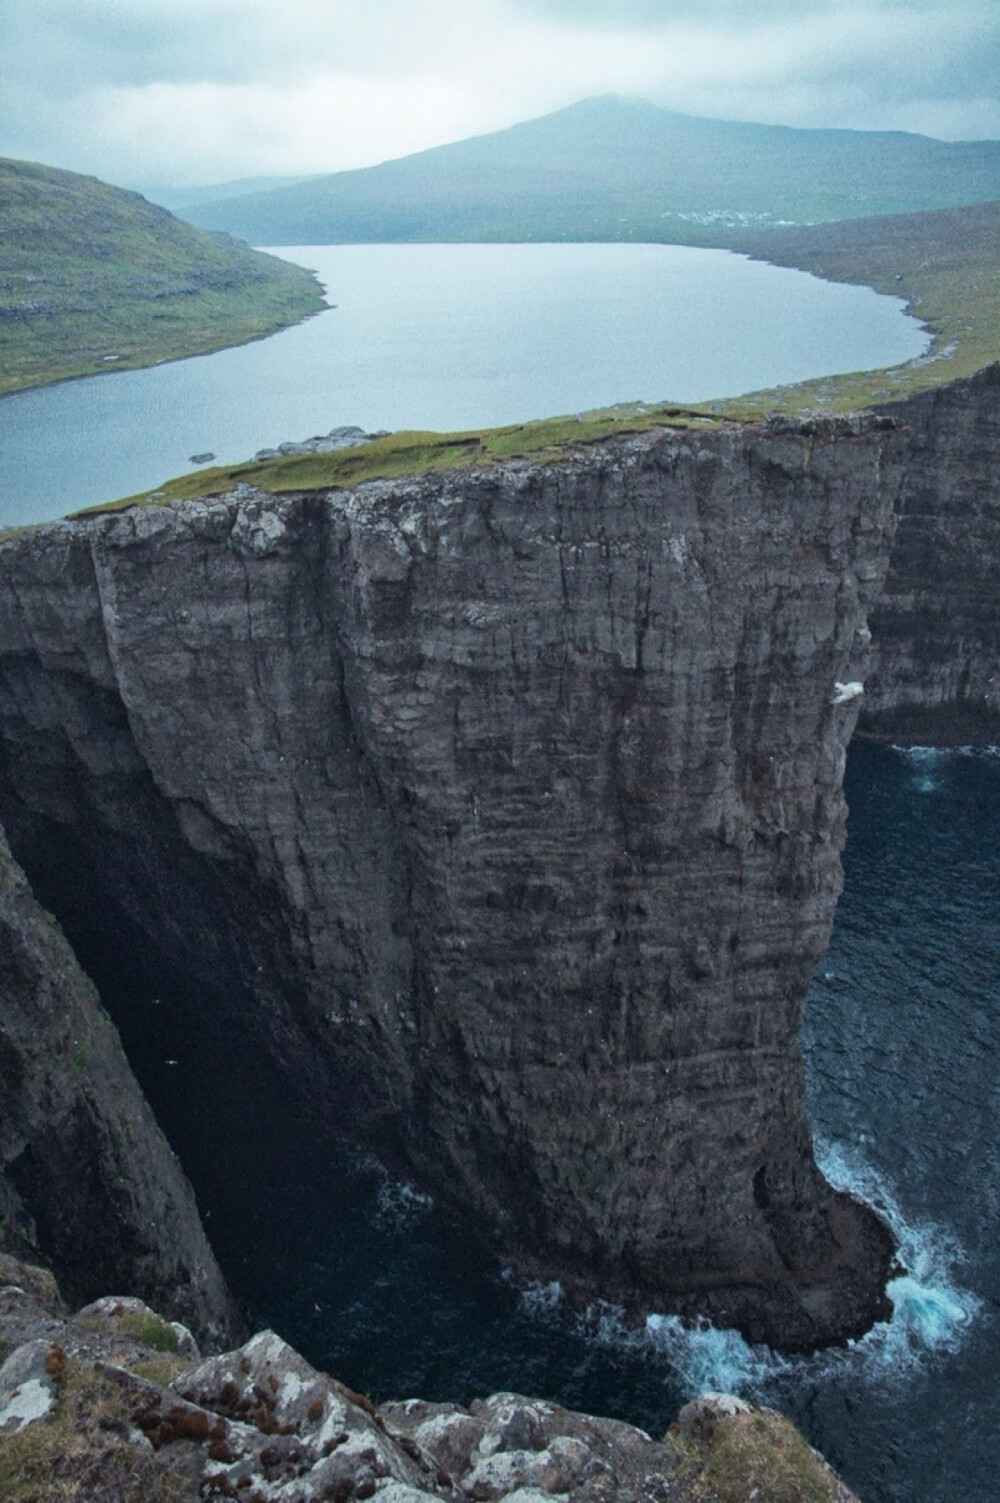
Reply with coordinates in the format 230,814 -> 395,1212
0,157 -> 325,396
0,1358 -> 189,1503
130,1354 -> 193,1387
71,406 -> 728,517
670,1407 -> 848,1503
116,1310 -> 179,1353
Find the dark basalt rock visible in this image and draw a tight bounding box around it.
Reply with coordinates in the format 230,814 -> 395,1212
863,362 -> 1000,744
0,412 -> 908,1350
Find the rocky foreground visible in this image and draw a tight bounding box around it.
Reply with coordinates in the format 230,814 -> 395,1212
0,1256 -> 856,1503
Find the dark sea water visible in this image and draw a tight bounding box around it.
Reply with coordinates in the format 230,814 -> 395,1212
91,741 -> 999,1503
0,242 -> 927,527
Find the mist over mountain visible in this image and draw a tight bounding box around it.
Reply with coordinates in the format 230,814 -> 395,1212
140,175 -> 323,213
178,95 -> 1000,246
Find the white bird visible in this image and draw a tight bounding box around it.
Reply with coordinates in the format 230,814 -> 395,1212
831,680 -> 864,705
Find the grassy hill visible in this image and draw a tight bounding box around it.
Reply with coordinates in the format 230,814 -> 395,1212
0,158 -> 326,395
713,198 -> 1000,413
180,95 -> 1000,246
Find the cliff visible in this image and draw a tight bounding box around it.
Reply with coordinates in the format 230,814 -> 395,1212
861,362 -> 1000,742
0,828 -> 238,1344
0,412 -> 905,1350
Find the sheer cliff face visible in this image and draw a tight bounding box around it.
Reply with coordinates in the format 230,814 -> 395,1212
864,363 -> 1000,743
0,416 -> 902,1348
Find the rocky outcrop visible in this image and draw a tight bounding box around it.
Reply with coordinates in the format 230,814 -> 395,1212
862,362 -> 1000,743
0,413 -> 903,1349
0,828 -> 239,1346
0,1255 -> 859,1503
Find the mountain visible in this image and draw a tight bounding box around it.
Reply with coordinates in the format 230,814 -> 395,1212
0,157 -> 325,395
179,95 -> 1000,246
134,174 -> 323,212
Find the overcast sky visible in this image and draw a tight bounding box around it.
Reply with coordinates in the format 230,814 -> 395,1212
2,0 -> 997,189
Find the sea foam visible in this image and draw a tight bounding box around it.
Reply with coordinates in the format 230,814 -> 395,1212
541,1139 -> 980,1402
816,1139 -> 979,1372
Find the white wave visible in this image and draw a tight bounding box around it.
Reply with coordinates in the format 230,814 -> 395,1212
534,1141 -> 980,1402
643,1315 -> 789,1397
517,1279 -> 565,1319
815,1139 -> 980,1372
894,743 -> 947,791
372,1175 -> 433,1230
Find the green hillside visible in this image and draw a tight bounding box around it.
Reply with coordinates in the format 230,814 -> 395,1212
715,198 -> 1000,413
0,158 -> 325,395
181,95 -> 1000,246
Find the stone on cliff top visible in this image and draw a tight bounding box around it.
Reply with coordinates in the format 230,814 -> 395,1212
0,1338 -> 60,1432
254,424 -> 374,460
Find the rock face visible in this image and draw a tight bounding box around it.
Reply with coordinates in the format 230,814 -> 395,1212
0,413 -> 903,1349
0,827 -> 239,1345
863,362 -> 1000,743
0,1255 -> 860,1503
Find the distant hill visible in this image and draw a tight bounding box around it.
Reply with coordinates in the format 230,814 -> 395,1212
0,158 -> 325,395
136,175 -> 323,212
180,95 -> 1000,246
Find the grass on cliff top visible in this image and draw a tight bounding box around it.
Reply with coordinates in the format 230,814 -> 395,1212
0,157 -> 325,396
63,198 -> 1000,519
0,1356 -> 190,1503
69,405 -> 728,517
669,1408 -> 849,1503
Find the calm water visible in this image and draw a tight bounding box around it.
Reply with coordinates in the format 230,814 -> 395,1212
62,742 -> 999,1503
0,242 -> 927,526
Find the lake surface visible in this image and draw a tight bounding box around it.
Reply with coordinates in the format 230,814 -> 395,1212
60,742 -> 999,1503
0,242 -> 928,527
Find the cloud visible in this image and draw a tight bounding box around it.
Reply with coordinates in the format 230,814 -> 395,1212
1,0 -> 996,187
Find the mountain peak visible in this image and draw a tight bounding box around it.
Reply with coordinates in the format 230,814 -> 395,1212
177,99 -> 1000,246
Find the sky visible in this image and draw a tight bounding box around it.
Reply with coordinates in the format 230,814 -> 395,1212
2,0 -> 997,189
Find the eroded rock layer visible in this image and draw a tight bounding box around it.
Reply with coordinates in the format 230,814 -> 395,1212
0,415 -> 903,1347
864,362 -> 1000,742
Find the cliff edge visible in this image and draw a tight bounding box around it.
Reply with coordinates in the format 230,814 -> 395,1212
0,412 -> 904,1349
862,362 -> 1000,741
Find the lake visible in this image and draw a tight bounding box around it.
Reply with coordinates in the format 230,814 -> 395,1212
0,241 -> 928,527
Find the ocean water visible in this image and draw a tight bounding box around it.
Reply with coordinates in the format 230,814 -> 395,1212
0,241 -> 927,526
69,740 -> 997,1503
